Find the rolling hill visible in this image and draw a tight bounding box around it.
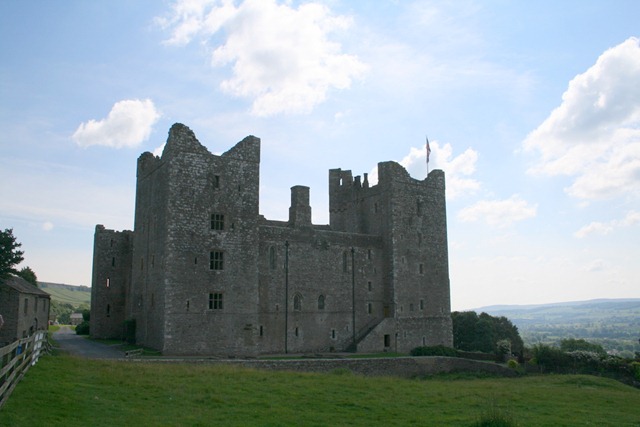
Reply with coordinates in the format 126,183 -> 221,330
473,298 -> 640,355
39,282 -> 91,307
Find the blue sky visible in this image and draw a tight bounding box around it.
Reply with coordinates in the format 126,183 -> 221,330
1,1 -> 638,310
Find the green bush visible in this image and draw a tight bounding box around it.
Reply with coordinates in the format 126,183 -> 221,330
630,361 -> 640,381
75,321 -> 90,335
507,359 -> 519,370
410,345 -> 459,357
531,344 -> 571,372
472,405 -> 517,427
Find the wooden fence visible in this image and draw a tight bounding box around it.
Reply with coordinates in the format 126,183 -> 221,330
0,331 -> 48,409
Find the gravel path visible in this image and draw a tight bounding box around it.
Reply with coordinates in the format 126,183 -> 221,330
53,326 -> 124,359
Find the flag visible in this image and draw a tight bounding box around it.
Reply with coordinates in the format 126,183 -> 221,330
426,136 -> 431,164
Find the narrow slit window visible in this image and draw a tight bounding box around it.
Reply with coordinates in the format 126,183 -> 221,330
269,246 -> 277,270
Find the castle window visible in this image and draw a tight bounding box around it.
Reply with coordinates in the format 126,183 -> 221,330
111,257 -> 115,267
384,334 -> 390,347
211,213 -> 225,230
419,263 -> 424,274
213,175 -> 220,188
368,281 -> 372,291
106,278 -> 110,288
293,293 -> 302,311
209,251 -> 224,270
259,325 -> 264,337
208,292 -> 223,310
342,251 -> 348,272
318,295 -> 325,310
420,299 -> 424,310
269,246 -> 277,270
295,327 -> 299,337
23,298 -> 28,315
367,302 -> 372,314
374,202 -> 378,213
106,304 -> 111,317
410,303 -> 414,311
331,329 -> 336,339
110,239 -> 114,247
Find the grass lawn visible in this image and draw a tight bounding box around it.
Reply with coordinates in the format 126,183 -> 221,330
1,353 -> 639,426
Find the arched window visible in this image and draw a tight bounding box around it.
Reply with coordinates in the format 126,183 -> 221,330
293,293 -> 302,311
106,304 -> 111,318
269,246 -> 277,270
318,295 -> 325,310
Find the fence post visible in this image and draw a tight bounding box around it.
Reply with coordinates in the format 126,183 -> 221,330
0,331 -> 48,409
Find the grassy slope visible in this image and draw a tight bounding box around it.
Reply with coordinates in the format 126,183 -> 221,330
40,285 -> 90,307
1,354 -> 639,426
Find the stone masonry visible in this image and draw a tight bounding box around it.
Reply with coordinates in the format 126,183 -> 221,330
91,123 -> 453,356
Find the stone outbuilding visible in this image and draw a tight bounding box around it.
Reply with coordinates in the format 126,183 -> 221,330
70,312 -> 84,326
0,275 -> 51,346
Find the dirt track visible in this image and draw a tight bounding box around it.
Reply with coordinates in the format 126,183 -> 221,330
53,326 -> 124,359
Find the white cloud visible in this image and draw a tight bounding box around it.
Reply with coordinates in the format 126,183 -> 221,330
368,140 -> 479,200
458,195 -> 537,227
153,143 -> 165,157
524,37 -> 640,200
158,0 -> 367,116
42,221 -> 54,231
574,210 -> 640,238
72,99 -> 160,148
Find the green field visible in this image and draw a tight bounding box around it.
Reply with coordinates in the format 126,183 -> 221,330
39,282 -> 91,307
2,353 -> 639,426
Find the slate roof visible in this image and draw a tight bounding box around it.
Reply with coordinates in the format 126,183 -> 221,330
0,275 -> 51,298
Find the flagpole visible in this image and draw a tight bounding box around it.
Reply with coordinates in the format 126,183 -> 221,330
426,136 -> 431,175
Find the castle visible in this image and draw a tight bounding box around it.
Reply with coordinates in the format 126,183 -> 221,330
90,123 -> 452,356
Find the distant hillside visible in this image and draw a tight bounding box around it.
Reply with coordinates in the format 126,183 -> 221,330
39,282 -> 91,307
471,298 -> 640,355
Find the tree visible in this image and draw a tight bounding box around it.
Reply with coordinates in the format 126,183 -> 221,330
560,338 -> 606,355
452,311 -> 524,358
17,266 -> 38,287
0,228 -> 24,279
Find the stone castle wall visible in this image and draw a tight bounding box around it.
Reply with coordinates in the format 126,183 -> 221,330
91,123 -> 452,356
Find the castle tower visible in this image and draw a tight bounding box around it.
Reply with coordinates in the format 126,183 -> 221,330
90,225 -> 132,339
130,123 -> 262,355
329,161 -> 452,352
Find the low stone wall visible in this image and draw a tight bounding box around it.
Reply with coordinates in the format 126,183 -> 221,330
135,356 -> 517,378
